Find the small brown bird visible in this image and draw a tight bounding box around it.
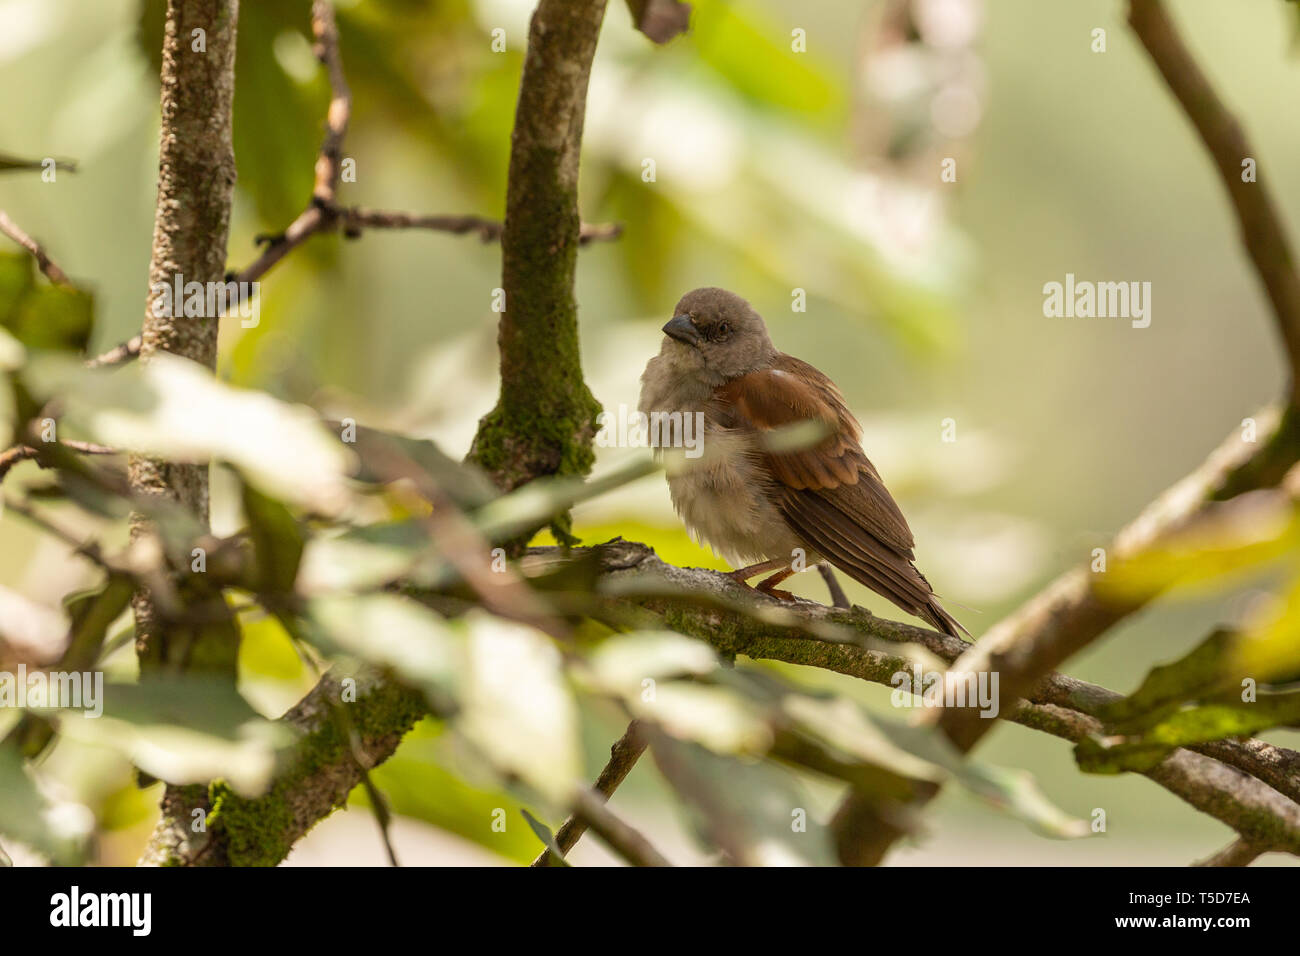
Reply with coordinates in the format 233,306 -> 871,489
639,287 -> 967,638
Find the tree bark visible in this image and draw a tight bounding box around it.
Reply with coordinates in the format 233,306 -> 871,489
131,0 -> 240,866
467,0 -> 608,513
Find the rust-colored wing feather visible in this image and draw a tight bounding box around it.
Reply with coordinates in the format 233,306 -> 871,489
716,355 -> 966,637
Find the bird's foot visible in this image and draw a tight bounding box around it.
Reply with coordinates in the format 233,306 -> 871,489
756,583 -> 798,602
727,558 -> 786,584
755,567 -> 797,602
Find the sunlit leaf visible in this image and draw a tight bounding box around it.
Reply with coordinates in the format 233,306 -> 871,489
473,456 -> 659,542
35,678 -> 292,797
304,593 -> 460,707
23,353 -> 356,514
581,630 -> 718,690
457,613 -> 581,805
1100,492 -> 1300,602
0,746 -> 91,865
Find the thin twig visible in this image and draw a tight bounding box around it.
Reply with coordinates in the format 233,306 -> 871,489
1,496 -> 114,570
341,207 -> 622,245
532,720 -> 646,866
1129,0 -> 1300,403
0,209 -> 72,285
85,335 -> 142,369
0,440 -> 118,483
570,787 -> 671,867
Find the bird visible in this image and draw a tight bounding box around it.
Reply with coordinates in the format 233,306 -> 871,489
639,286 -> 967,638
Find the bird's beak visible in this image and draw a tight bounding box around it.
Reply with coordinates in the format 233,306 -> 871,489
662,314 -> 701,347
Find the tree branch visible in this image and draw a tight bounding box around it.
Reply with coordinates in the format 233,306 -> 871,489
829,401 -> 1300,864
138,671 -> 427,866
1194,838 -> 1263,868
339,207 -> 621,245
531,720 -> 646,866
566,539 -> 1300,858
466,0 -> 609,499
0,209 -> 72,285
1129,0 -> 1300,404
570,786 -> 671,866
129,0 -> 241,863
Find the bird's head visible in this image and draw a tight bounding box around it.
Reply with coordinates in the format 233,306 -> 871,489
659,287 -> 777,382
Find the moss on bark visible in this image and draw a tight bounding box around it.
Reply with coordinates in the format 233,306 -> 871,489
467,0 -> 609,513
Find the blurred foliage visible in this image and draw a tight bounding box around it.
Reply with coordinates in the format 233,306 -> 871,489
1077,480 -> 1300,775
0,328 -> 1087,864
0,252 -> 93,353
1,0 -> 1298,867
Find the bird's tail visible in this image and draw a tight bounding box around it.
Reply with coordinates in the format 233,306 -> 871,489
923,597 -> 970,640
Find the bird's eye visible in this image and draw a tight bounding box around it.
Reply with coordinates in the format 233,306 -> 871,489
718,322 -> 731,337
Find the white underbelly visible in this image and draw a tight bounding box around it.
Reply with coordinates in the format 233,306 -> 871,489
666,431 -> 803,567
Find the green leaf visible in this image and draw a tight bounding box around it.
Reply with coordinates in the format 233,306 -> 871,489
347,424 -> 498,510
303,593 -> 460,707
1100,494 -> 1300,602
1096,628 -> 1237,732
23,352 -> 356,514
363,718 -> 544,865
35,677 -> 292,797
1233,576 -> 1300,684
520,808 -> 571,866
473,456 -> 659,543
457,613 -> 581,805
241,482 -> 305,595
0,745 -> 91,865
1077,692 -> 1300,774
0,252 -> 94,353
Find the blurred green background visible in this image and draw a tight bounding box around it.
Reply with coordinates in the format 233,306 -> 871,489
1,0 -> 1298,864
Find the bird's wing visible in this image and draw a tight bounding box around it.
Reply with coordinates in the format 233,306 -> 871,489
715,356 -> 966,636
716,354 -> 915,554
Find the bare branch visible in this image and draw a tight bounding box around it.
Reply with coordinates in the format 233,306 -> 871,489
0,210 -> 72,285
129,0 -> 241,864
85,335 -> 142,369
0,440 -> 117,483
340,207 -> 622,245
1129,0 -> 1300,404
570,787 -> 671,867
532,720 -> 646,866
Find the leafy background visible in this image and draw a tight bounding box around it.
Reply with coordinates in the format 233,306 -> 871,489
0,0 -> 1298,864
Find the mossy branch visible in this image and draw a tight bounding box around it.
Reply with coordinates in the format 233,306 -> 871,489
467,0 -> 609,506
138,672 -> 427,866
